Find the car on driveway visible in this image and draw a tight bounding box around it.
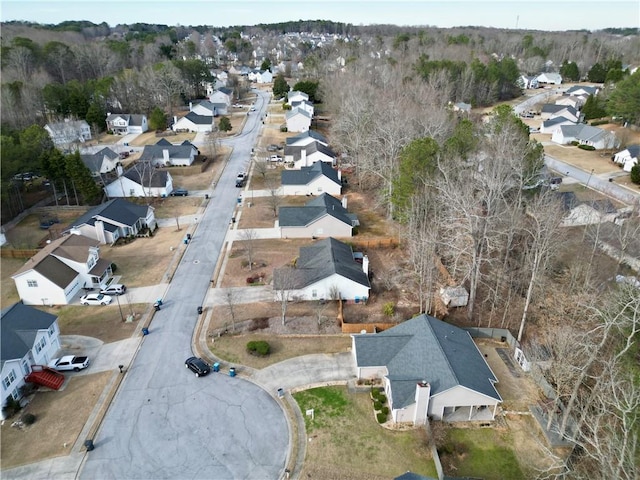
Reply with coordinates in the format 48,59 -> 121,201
170,188 -> 189,196
100,284 -> 127,295
269,155 -> 283,162
80,293 -> 112,305
185,357 -> 210,377
48,355 -> 90,372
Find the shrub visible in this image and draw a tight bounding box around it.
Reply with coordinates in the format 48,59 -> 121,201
2,397 -> 21,419
570,141 -> 579,146
578,144 -> 596,151
376,412 -> 387,423
378,394 -> 387,404
590,119 -> 608,126
374,400 -> 383,411
630,164 -> 640,185
110,263 -> 117,273
246,340 -> 271,356
280,126 -> 288,132
381,406 -> 389,415
246,276 -> 254,284
21,412 -> 36,425
382,302 -> 395,317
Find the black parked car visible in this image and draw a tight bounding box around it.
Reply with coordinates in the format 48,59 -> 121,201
185,357 -> 211,377
171,188 -> 189,196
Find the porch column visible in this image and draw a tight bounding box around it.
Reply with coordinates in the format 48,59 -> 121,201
469,406 -> 474,420
492,403 -> 497,419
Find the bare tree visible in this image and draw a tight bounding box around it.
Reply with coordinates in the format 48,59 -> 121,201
224,288 -> 238,333
273,266 -> 299,326
252,158 -> 268,180
239,229 -> 258,271
264,179 -> 281,217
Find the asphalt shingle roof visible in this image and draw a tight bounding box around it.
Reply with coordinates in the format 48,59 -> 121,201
80,147 -> 118,172
285,130 -> 328,146
1,303 -> 58,368
139,139 -> 197,162
278,193 -> 356,228
123,168 -> 169,188
353,315 -> 501,409
281,161 -> 340,186
284,141 -> 336,162
72,198 -> 150,230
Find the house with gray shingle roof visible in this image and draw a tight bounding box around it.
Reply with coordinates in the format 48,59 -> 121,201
352,314 -> 502,425
105,113 -> 148,135
613,144 -> 639,172
273,237 -> 370,301
44,119 -> 91,149
536,72 -> 562,85
285,130 -> 328,148
69,198 -> 156,244
281,161 -> 342,196
284,140 -> 336,169
80,147 -> 120,176
103,167 -> 173,198
564,85 -> 599,97
139,139 -> 198,166
172,112 -> 215,133
1,303 -> 61,418
552,124 -> 618,150
279,193 -> 358,238
11,234 -> 114,305
287,90 -> 309,103
541,104 -> 579,122
285,107 -> 312,133
290,99 -> 314,116
540,116 -> 576,134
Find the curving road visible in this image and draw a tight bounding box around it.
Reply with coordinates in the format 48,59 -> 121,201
79,89 -> 290,480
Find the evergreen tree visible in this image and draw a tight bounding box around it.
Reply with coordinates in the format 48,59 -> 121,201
272,73 -> 289,99
582,95 -> 607,120
560,60 -> 580,81
218,116 -> 232,132
149,107 -> 168,130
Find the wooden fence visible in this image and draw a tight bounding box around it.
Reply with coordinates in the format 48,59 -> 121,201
348,237 -> 400,250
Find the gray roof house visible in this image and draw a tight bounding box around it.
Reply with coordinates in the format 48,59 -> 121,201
552,124 -> 618,150
284,140 -> 337,169
540,104 -> 579,122
81,147 -> 120,176
69,198 -> 156,244
104,168 -> 173,198
1,303 -> 61,417
273,237 -> 370,301
281,161 -> 342,196
285,107 -> 312,133
172,112 -> 215,133
540,116 -> 576,134
139,139 -> 198,166
105,113 -> 148,135
279,193 -> 358,239
352,314 -> 502,425
564,85 -> 599,97
285,130 -> 328,147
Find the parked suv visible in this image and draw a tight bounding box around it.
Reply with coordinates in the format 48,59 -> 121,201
100,284 -> 127,296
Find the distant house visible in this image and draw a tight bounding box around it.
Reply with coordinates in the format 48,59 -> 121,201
273,237 -> 370,301
256,70 -> 273,83
209,88 -> 233,106
285,107 -> 312,133
517,75 -> 539,89
287,91 -> 309,104
452,102 -> 471,114
80,147 -> 120,176
540,104 -> 580,122
279,193 -> 358,239
172,112 -> 215,133
104,168 -> 173,198
284,141 -> 337,169
281,161 -> 342,196
564,85 -> 599,97
1,303 -> 61,417
540,116 -> 576,134
69,198 -> 156,244
552,124 -> 618,150
11,234 -> 113,305
285,130 -> 329,148
105,113 -> 148,135
44,119 -> 91,149
189,100 -> 217,116
613,145 -> 640,172
352,314 -> 502,424
536,72 -> 563,85
139,139 -> 198,167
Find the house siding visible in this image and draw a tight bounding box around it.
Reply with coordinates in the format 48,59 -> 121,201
428,386 -> 499,420
281,177 -> 341,196
105,175 -> 172,198
13,270 -> 78,306
293,272 -> 369,301
280,215 -> 352,239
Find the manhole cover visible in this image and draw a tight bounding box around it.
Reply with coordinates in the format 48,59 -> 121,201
193,260 -> 200,264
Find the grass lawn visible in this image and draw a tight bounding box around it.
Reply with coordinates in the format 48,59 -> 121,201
48,304 -> 143,342
293,386 -> 438,480
439,427 -> 525,479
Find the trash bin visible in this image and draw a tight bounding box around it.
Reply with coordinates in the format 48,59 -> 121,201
205,194 -> 209,199
142,327 -> 149,335
213,362 -> 220,372
237,197 -> 241,204
186,233 -> 192,240
183,238 -> 189,245
229,367 -> 236,377
84,439 -> 95,451
197,306 -> 203,315
156,299 -> 163,306
277,388 -> 284,398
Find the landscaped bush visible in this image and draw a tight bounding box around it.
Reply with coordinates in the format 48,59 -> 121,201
578,144 -> 596,151
630,164 -> 640,185
21,412 -> 36,425
381,406 -> 389,415
2,397 -> 21,419
382,302 -> 395,317
374,400 -> 383,411
590,119 -> 608,126
376,412 -> 387,423
246,340 -> 271,356
570,141 -> 580,146
280,126 -> 288,132
110,263 -> 117,273
378,394 -> 387,404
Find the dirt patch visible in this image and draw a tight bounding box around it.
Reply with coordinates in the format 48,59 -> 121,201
0,372 -> 111,469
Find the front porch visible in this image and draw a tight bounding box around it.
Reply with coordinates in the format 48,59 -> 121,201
443,404 -> 497,422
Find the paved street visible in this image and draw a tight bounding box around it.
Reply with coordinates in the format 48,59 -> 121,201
79,89 -> 291,480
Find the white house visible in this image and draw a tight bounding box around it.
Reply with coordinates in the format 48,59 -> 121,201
11,234 -> 113,305
541,104 -> 580,122
536,72 -> 563,85
255,70 -> 273,83
285,107 -> 312,133
189,100 -> 216,116
554,96 -> 581,109
565,85 -> 599,97
209,88 -> 233,107
290,100 -> 314,116
104,168 -> 173,198
1,303 -> 61,417
105,113 -> 148,135
273,237 -> 370,302
287,91 -> 309,104
552,124 -> 618,150
279,193 -> 358,239
44,119 -> 92,149
285,141 -> 337,169
281,161 -> 342,196
285,130 -> 329,148
69,198 -> 157,244
352,314 -> 502,424
540,116 -> 576,134
139,139 -> 198,167
517,75 -> 539,89
172,112 -> 215,133
613,145 -> 640,172
80,147 -> 120,177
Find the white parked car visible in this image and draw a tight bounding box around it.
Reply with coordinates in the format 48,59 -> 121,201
80,293 -> 112,305
48,355 -> 90,372
100,284 -> 127,295
269,155 -> 283,162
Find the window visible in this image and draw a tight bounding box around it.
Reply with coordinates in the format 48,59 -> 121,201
3,370 -> 16,389
11,387 -> 20,400
311,289 -> 318,298
48,324 -> 56,337
27,280 -> 38,288
34,337 -> 46,354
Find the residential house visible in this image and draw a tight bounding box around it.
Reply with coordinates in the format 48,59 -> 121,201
352,314 -> 502,424
540,104 -> 580,122
517,75 -> 539,89
552,124 -> 618,150
253,70 -> 273,83
287,91 -> 309,104
564,85 -> 599,97
68,198 -> 156,244
540,116 -> 576,134
285,130 -> 329,148
104,168 -> 173,198
105,113 -> 148,135
613,145 -> 640,172
139,139 -> 198,167
273,237 -> 370,301
554,96 -> 581,109
536,72 -> 563,85
279,193 -> 358,238
44,119 -> 92,149
452,102 -> 471,114
284,141 -> 337,169
172,112 -> 215,133
189,100 -> 217,116
209,87 -> 233,107
12,234 -> 113,305
80,147 -> 120,177
1,303 -> 61,416
290,100 -> 314,116
285,107 -> 312,133
281,161 -> 342,196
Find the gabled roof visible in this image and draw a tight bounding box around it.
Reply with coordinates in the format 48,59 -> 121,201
291,100 -> 314,109
558,124 -> 612,143
122,168 -> 170,188
192,100 -> 216,113
45,119 -> 89,133
285,130 -> 328,146
617,144 -> 640,158
218,87 -> 233,96
281,161 -> 340,186
139,139 -> 197,162
1,303 -> 58,366
179,112 -> 215,125
284,140 -> 336,161
565,85 -> 598,96
286,107 -> 312,121
288,90 -> 309,101
278,193 -> 356,228
80,147 -> 118,172
72,198 -> 151,230
353,315 -> 502,409
542,116 -> 575,129
273,237 -> 369,290
106,114 -> 146,126
542,104 -> 577,116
